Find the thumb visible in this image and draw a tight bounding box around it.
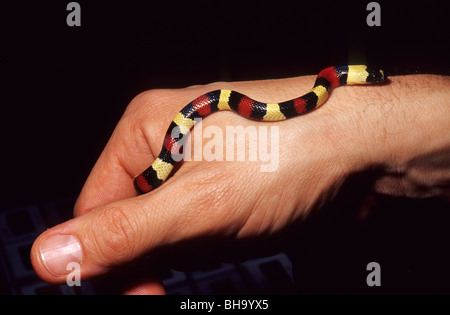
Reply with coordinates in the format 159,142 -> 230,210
30,170 -> 240,283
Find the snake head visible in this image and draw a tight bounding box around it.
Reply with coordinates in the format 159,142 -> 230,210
366,68 -> 387,84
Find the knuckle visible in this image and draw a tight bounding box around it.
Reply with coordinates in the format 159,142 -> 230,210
185,81 -> 228,91
89,206 -> 138,264
202,81 -> 233,92
125,89 -> 165,117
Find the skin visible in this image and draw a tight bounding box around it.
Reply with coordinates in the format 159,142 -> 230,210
30,73 -> 450,294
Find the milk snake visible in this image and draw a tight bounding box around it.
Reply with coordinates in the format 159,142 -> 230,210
133,65 -> 386,194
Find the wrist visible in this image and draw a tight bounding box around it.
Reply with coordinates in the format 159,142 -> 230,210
334,74 -> 450,198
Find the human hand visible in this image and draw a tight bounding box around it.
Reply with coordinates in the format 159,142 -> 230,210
30,73 -> 450,294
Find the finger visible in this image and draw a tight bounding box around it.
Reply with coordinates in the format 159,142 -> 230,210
122,280 -> 166,295
74,152 -> 137,216
86,255 -> 167,295
73,121 -> 154,216
93,255 -> 167,295
31,166 -> 244,284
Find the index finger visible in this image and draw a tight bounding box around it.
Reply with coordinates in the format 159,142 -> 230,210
73,96 -> 157,216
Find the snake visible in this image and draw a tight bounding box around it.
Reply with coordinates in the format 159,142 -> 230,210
133,65 -> 386,194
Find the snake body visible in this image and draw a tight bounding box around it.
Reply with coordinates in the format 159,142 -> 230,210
134,65 -> 386,194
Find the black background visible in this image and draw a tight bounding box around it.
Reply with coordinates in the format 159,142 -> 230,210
1,0 -> 450,294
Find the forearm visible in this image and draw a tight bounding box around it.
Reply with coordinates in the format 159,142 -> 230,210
330,74 -> 450,199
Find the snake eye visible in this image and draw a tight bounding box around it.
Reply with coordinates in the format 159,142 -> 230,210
366,69 -> 386,83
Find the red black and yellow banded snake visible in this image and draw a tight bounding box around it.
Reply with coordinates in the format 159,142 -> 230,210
133,65 -> 386,194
